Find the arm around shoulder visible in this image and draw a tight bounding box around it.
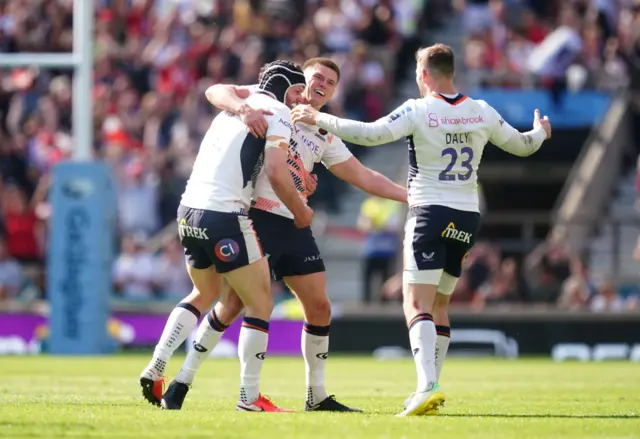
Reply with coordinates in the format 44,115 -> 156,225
204,84 -> 253,114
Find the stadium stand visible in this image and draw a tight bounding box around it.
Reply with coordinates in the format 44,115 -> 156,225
0,0 -> 439,301
0,0 -> 638,314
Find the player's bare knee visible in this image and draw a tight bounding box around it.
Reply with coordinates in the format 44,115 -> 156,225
216,294 -> 243,325
302,295 -> 331,323
402,290 -> 426,316
184,287 -> 217,313
404,283 -> 437,315
244,292 -> 274,320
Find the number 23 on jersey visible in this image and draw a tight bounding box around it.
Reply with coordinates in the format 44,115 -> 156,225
439,132 -> 473,182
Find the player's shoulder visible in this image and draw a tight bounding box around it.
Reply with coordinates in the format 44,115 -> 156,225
472,98 -> 491,110
247,92 -> 289,114
465,98 -> 501,122
387,98 -> 420,123
470,98 -> 496,113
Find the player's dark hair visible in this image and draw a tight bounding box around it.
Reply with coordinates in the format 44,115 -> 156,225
416,44 -> 455,78
257,60 -> 306,103
302,57 -> 341,82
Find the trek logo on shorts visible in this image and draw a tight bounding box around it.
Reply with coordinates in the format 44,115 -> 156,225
441,222 -> 472,244
215,239 -> 240,262
178,218 -> 209,240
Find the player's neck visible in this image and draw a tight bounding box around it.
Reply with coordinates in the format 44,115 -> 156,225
428,82 -> 457,96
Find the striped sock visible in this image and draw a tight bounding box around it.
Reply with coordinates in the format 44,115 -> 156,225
143,302 -> 201,379
435,325 -> 451,381
239,317 -> 269,404
302,322 -> 330,406
175,310 -> 230,385
408,313 -> 437,393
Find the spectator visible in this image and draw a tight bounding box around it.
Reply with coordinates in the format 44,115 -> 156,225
526,260 -> 562,303
557,276 -> 590,310
589,278 -> 626,312
154,238 -> 193,300
0,184 -> 42,262
313,0 -> 357,54
459,242 -> 501,302
117,158 -> 160,237
0,238 -> 23,300
473,257 -> 527,307
112,234 -> 157,300
455,0 -> 493,34
562,256 -> 598,300
357,196 -> 402,302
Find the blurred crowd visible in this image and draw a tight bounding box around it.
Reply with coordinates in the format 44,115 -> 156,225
0,0 -> 436,301
459,0 -> 640,96
1,0 -> 638,309
380,239 -> 640,312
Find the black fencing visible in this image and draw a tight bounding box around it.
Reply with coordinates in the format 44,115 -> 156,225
330,310 -> 640,355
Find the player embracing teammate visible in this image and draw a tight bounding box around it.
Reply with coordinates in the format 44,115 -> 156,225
291,43 -> 552,416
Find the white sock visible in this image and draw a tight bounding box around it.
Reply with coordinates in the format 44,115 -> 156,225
302,322 -> 330,406
175,310 -> 228,385
142,303 -> 200,379
435,325 -> 451,381
238,317 -> 269,404
408,313 -> 437,393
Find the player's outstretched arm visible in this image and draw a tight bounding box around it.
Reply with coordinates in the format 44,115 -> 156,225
264,136 -> 314,228
205,84 -> 252,112
492,109 -> 552,157
291,101 -> 416,147
329,157 -> 407,203
205,84 -> 272,138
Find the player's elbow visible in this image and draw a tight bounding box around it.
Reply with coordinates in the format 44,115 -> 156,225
204,84 -> 234,105
204,85 -> 222,104
515,146 -> 542,158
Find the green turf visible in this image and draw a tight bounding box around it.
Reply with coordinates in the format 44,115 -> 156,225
0,355 -> 638,438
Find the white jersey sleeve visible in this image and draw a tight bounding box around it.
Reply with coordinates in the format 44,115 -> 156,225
321,136 -> 352,168
482,102 -> 547,157
316,99 -> 417,146
245,93 -> 293,145
264,110 -> 294,144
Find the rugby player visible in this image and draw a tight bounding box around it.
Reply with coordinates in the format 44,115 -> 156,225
290,44 -> 552,416
139,61 -> 309,413
160,58 -> 407,412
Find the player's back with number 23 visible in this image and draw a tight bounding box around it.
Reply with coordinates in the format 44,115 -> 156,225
389,92 -> 538,213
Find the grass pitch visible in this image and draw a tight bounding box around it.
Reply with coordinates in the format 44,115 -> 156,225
0,355 -> 638,438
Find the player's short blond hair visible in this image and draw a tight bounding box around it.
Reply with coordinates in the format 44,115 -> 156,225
415,44 -> 455,78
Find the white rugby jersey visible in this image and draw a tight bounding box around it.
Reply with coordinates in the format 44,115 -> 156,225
246,100 -> 352,218
180,93 -> 293,213
316,92 -> 547,212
